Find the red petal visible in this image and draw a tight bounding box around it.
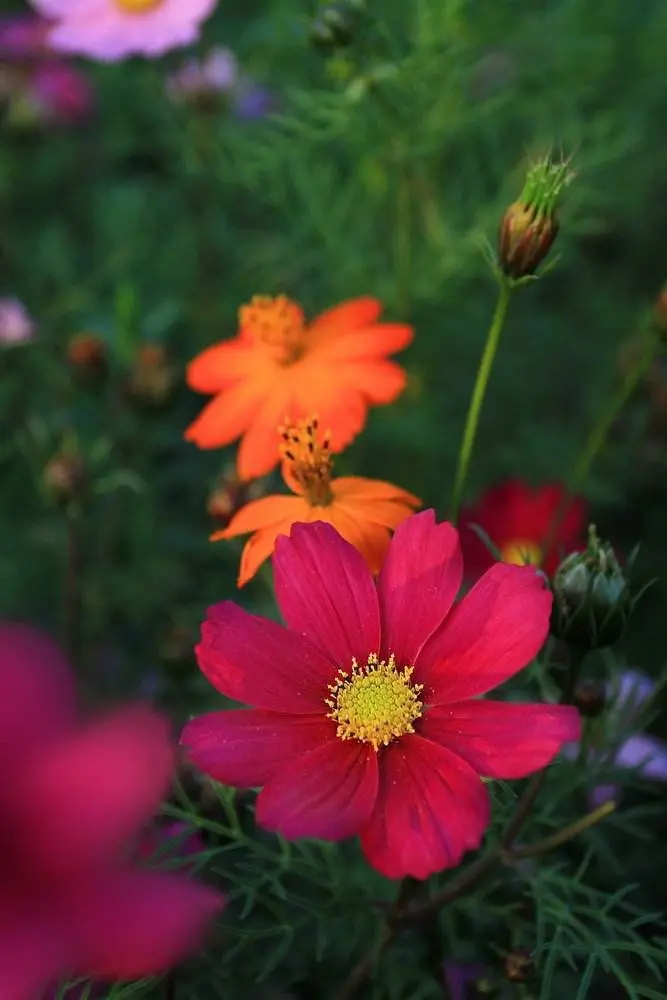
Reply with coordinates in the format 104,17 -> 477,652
257,739 -> 378,840
338,360 -> 408,404
310,324 -> 413,361
417,563 -> 551,703
67,871 -> 223,978
186,338 -> 258,392
17,707 -> 173,883
0,622 -> 75,765
421,701 -> 581,778
197,602 -> 336,712
236,377 -> 294,480
0,909 -> 66,1000
181,710 -> 333,787
184,377 -> 267,451
308,297 -> 383,346
359,736 -> 490,879
273,521 -> 381,666
377,511 -> 462,666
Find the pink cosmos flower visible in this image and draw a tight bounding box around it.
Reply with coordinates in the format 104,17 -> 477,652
25,61 -> 95,125
0,621 -> 223,1000
29,0 -> 218,62
0,298 -> 35,345
182,511 -> 580,880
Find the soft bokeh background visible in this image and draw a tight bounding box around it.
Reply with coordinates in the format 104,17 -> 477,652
3,0 -> 667,996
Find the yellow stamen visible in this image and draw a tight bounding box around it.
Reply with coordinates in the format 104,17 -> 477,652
326,653 -> 423,751
115,0 -> 163,12
239,294 -> 306,365
279,416 -> 334,505
500,539 -> 543,567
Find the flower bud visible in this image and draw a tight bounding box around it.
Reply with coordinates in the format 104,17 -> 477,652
551,526 -> 632,650
207,464 -> 269,529
498,155 -> 574,280
503,948 -> 534,983
573,678 -> 606,718
67,332 -> 107,379
43,449 -> 86,505
310,1 -> 364,51
653,284 -> 667,336
125,343 -> 177,409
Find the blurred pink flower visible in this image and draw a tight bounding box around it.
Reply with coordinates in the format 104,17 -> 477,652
0,14 -> 51,60
0,621 -> 223,1000
443,961 -> 489,1000
29,0 -> 218,62
0,298 -> 35,345
24,61 -> 95,125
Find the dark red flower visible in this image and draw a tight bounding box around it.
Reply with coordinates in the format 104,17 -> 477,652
460,480 -> 587,578
182,512 -> 580,880
0,622 -> 223,1000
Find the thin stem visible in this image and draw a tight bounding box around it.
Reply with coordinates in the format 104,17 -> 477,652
449,279 -> 512,521
541,334 -> 657,556
505,801 -> 615,861
63,506 -> 82,671
394,158 -> 412,318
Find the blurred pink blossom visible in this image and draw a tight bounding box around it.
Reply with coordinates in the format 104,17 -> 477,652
22,60 -> 95,125
0,14 -> 51,60
0,621 -> 223,1000
28,0 -> 218,62
0,298 -> 35,345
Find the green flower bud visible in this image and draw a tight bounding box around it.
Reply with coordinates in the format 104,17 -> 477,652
498,154 -> 574,280
551,525 -> 632,650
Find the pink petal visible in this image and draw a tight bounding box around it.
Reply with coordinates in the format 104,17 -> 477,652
257,739 -> 378,840
197,602 -> 335,713
359,736 -> 490,879
273,521 -> 381,666
417,563 -> 551,703
377,511 -> 462,665
67,871 -> 223,978
181,710 -> 333,788
17,707 -> 173,883
420,701 -> 581,778
0,621 -> 75,763
0,909 -> 66,1000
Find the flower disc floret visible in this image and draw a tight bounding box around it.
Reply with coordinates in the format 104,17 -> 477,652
500,539 -> 542,567
116,0 -> 162,11
239,294 -> 306,364
326,652 -> 423,750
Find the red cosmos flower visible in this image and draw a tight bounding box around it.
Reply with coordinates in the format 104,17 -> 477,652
0,622 -> 223,1000
460,480 -> 587,578
182,512 -> 580,880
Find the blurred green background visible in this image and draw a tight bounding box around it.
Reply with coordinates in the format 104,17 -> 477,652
2,0 -> 667,717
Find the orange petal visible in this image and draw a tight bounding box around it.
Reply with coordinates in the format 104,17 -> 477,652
288,367 -> 367,454
237,518 -> 303,586
308,297 -> 383,347
186,339 -> 260,392
236,376 -> 295,480
338,360 -> 408,404
310,323 -> 413,362
212,495 -> 307,540
185,378 -> 268,450
315,504 -> 392,575
333,476 -> 421,508
337,496 -> 419,531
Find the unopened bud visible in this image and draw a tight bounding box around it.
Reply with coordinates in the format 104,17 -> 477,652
310,1 -> 364,51
125,343 -> 177,409
551,525 -> 632,650
653,284 -> 667,336
67,332 -> 107,379
573,678 -> 606,718
498,155 -> 574,280
43,450 -> 86,504
503,948 -> 535,983
207,464 -> 269,529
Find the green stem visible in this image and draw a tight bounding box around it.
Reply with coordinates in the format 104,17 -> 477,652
541,334 -> 657,555
449,279 -> 512,521
505,801 -> 615,861
394,161 -> 412,318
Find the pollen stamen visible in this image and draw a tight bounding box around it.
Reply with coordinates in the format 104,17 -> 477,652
500,539 -> 543,567
279,416 -> 334,505
326,653 -> 423,751
239,294 -> 306,364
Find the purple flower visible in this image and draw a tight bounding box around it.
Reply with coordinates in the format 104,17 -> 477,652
0,298 -> 35,345
166,46 -> 276,120
568,669 -> 667,807
0,14 -> 50,61
443,961 -> 488,1000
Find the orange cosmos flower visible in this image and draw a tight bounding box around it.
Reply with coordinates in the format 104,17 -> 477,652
184,295 -> 413,480
213,416 -> 421,586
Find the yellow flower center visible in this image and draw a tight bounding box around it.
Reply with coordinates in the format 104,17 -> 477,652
326,653 -> 423,751
239,294 -> 306,365
500,539 -> 543,567
115,0 -> 163,12
279,416 -> 334,505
